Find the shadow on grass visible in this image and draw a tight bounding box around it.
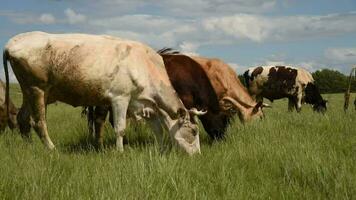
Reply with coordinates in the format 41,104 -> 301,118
61,132 -> 158,154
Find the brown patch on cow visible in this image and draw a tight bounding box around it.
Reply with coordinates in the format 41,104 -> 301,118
115,44 -> 131,61
251,66 -> 263,80
45,44 -> 108,106
261,66 -> 298,100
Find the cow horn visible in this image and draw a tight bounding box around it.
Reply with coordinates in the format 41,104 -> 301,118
262,103 -> 271,108
189,108 -> 207,116
221,96 -> 241,109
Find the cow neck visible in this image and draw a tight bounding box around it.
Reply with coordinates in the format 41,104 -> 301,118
152,81 -> 185,121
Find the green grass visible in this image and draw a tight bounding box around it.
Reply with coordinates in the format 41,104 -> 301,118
1,85 -> 355,199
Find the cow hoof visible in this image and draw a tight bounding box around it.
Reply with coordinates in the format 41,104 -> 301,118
47,143 -> 56,150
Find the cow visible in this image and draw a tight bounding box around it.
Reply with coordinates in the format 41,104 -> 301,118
3,31 -> 206,155
84,49 -> 267,145
244,66 -> 327,113
0,79 -> 18,131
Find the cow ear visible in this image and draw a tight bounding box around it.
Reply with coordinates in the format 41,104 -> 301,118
262,103 -> 271,108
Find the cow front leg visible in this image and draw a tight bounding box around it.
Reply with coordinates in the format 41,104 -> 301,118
288,97 -> 295,112
29,87 -> 55,150
111,96 -> 130,152
295,91 -> 303,112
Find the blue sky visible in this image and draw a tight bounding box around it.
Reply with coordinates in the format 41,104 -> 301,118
1,0 -> 356,81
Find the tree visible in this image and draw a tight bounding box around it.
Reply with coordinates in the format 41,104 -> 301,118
312,69 -> 355,93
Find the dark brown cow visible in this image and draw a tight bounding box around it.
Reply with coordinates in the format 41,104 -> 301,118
84,49 -> 266,146
244,66 -> 327,113
0,79 -> 18,131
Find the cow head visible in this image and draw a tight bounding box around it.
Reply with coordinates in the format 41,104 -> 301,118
305,83 -> 327,113
220,96 -> 269,122
312,100 -> 327,113
169,108 -> 206,155
199,112 -> 229,140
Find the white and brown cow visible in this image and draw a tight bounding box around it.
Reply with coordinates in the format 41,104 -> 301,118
3,31 -> 205,155
0,79 -> 18,131
244,66 -> 327,113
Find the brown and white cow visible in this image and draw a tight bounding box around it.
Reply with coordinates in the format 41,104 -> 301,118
0,79 -> 18,131
244,66 -> 327,113
85,49 -> 266,143
3,31 -> 206,155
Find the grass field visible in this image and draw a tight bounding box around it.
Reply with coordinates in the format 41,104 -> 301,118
0,84 -> 355,199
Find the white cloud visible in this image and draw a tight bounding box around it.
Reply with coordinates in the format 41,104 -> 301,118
325,48 -> 356,63
203,12 -> 356,42
64,8 -> 86,24
179,42 -> 200,56
228,62 -> 249,73
0,11 -> 56,25
39,13 -> 56,24
96,0 -> 277,16
87,12 -> 356,50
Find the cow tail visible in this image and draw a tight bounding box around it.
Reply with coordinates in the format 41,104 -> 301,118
3,50 -> 10,123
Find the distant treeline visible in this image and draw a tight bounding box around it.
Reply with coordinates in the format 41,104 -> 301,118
238,69 -> 356,94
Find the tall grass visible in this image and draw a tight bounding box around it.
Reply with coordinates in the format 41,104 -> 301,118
0,85 -> 355,199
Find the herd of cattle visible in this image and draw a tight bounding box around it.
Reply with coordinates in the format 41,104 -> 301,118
0,31 -> 329,155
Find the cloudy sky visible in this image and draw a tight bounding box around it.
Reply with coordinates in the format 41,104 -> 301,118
1,0 -> 356,81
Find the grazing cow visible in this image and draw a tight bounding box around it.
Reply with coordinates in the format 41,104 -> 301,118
85,49 -> 266,143
0,79 -> 18,131
3,32 -> 205,155
244,66 -> 327,113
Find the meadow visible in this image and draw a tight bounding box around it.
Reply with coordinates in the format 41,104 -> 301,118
0,84 -> 355,199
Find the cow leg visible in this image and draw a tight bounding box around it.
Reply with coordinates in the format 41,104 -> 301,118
94,106 -> 109,149
17,104 -> 32,140
17,94 -> 32,140
288,97 -> 296,112
87,106 -> 94,138
295,93 -> 303,112
111,96 -> 130,152
29,87 -> 55,150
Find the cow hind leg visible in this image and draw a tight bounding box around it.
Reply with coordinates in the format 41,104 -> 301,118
29,87 -> 55,149
111,96 -> 130,152
94,106 -> 110,149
